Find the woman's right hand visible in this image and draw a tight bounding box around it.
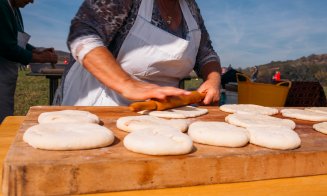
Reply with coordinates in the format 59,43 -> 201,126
120,79 -> 191,101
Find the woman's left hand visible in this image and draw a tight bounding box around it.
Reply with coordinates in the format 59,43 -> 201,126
197,61 -> 222,105
197,77 -> 220,105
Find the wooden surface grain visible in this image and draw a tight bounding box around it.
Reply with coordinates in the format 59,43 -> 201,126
2,106 -> 327,195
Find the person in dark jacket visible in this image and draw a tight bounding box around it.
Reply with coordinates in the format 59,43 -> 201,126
0,0 -> 58,123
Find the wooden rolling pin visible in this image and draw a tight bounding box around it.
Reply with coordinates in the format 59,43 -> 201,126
129,91 -> 206,112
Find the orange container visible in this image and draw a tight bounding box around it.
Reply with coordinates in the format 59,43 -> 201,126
236,73 -> 291,107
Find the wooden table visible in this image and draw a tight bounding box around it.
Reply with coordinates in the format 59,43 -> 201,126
1,115 -> 327,196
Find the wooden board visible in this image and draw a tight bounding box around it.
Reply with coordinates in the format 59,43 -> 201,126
3,106 -> 327,195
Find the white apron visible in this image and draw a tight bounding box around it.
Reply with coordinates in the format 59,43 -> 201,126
62,0 -> 201,106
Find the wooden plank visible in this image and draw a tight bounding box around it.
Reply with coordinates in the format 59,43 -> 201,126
0,116 -> 25,195
2,106 -> 327,195
83,174 -> 327,196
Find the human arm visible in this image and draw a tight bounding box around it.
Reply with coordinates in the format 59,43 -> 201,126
0,4 -> 32,65
0,4 -> 57,64
190,1 -> 222,105
83,46 -> 190,101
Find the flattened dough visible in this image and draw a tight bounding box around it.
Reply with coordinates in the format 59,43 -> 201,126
188,121 -> 249,147
219,104 -> 278,115
123,126 -> 193,155
38,110 -> 100,124
281,109 -> 327,121
147,106 -> 208,119
23,123 -> 114,150
313,122 -> 327,134
117,115 -> 189,132
305,107 -> 327,115
246,126 -> 301,150
226,113 -> 296,129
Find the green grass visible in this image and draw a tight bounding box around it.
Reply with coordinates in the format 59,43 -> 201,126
182,78 -> 203,90
14,69 -> 48,116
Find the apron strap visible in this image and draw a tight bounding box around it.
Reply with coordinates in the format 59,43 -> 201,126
137,0 -> 154,22
179,0 -> 199,31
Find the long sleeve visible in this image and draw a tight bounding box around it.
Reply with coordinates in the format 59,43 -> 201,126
67,0 -> 134,63
189,0 -> 221,77
0,1 -> 32,65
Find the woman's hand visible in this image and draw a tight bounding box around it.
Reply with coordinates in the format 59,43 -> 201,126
197,77 -> 220,105
121,79 -> 191,101
197,61 -> 222,105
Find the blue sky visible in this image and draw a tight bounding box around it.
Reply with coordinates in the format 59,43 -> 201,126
21,0 -> 327,68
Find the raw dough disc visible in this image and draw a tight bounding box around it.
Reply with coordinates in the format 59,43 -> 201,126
147,106 -> 208,119
305,107 -> 327,115
188,121 -> 249,147
38,110 -> 100,124
117,115 -> 189,132
281,109 -> 327,121
123,126 -> 193,155
219,104 -> 278,115
246,126 -> 301,150
23,123 -> 114,150
225,113 -> 296,129
313,122 -> 327,134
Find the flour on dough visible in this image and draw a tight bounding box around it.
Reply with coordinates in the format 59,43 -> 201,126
313,122 -> 327,134
281,108 -> 327,121
219,104 -> 278,115
123,126 -> 193,155
188,121 -> 249,147
246,126 -> 301,150
225,113 -> 296,129
147,106 -> 208,119
23,123 -> 114,150
116,115 -> 189,132
38,110 -> 100,124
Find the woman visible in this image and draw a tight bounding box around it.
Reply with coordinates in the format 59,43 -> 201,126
59,0 -> 221,106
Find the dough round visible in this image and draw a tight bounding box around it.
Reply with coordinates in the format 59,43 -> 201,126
38,110 -> 100,124
148,106 -> 208,119
225,113 -> 296,129
188,121 -> 249,147
281,109 -> 327,121
305,107 -> 327,115
23,123 -> 114,150
123,126 -> 193,155
246,126 -> 301,150
116,115 -> 189,132
219,104 -> 278,115
313,122 -> 327,134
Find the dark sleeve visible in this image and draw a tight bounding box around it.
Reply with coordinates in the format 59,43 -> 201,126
190,1 -> 221,77
67,0 -> 133,50
26,43 -> 35,51
0,4 -> 32,65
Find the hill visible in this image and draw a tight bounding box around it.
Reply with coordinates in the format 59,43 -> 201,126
55,50 -> 71,64
241,53 -> 327,85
